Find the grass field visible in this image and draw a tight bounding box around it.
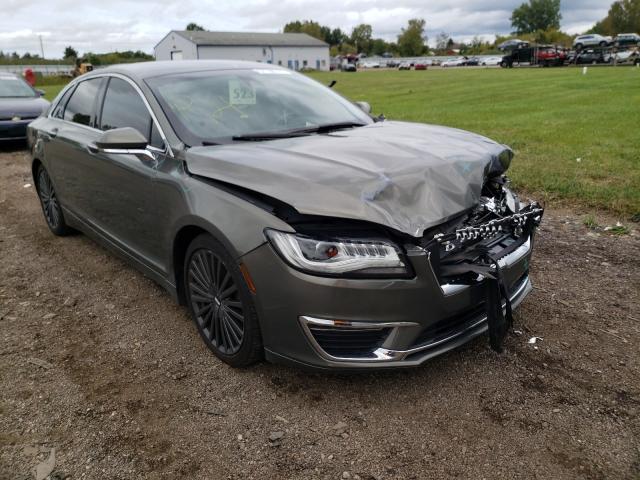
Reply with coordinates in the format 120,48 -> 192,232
41,67 -> 640,217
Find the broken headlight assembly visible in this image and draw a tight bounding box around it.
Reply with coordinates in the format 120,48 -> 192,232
265,229 -> 412,278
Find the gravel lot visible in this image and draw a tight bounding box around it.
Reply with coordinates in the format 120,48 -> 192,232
1,145 -> 639,480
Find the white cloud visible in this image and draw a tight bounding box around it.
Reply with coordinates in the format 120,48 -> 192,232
0,0 -> 612,58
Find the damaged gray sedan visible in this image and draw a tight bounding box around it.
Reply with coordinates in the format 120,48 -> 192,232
28,61 -> 543,370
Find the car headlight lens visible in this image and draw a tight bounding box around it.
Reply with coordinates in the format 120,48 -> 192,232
265,229 -> 410,278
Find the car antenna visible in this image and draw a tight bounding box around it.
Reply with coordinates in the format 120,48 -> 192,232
328,80 -> 337,88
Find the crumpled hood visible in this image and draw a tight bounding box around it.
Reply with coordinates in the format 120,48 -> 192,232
185,121 -> 509,237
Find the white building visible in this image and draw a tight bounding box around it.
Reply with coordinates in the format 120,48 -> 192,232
154,31 -> 330,71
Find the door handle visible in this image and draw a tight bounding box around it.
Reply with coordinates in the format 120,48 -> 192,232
50,127 -> 58,138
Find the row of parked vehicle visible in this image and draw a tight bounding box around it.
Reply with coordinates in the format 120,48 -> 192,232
500,44 -> 639,68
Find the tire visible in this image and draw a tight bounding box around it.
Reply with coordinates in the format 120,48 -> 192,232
35,165 -> 73,236
592,60 -> 597,65
599,41 -> 607,47
184,234 -> 263,367
575,43 -> 583,50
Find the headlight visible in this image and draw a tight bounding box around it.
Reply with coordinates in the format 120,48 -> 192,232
265,229 -> 411,278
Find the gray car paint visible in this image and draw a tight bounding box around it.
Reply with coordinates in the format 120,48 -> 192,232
186,120 -> 508,237
28,60 -> 536,370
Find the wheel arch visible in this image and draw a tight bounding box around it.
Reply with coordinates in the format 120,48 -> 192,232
171,219 -> 246,306
31,157 -> 43,186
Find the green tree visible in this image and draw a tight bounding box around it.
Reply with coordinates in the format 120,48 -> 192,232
590,0 -> 640,35
186,22 -> 205,31
284,20 -> 324,41
370,38 -> 389,56
511,0 -> 561,34
397,18 -> 427,56
63,46 -> 78,59
435,32 -> 451,53
350,24 -> 373,53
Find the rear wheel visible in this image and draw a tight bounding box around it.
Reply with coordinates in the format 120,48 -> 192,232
184,234 -> 262,367
599,41 -> 607,47
36,165 -> 72,236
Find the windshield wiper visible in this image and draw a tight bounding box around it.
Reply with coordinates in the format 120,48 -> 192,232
232,122 -> 367,142
231,131 -> 313,141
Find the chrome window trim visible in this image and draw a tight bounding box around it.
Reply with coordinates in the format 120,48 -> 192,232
47,73 -> 174,158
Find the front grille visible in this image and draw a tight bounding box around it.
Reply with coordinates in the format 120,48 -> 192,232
308,326 -> 391,358
412,304 -> 486,347
411,273 -> 529,348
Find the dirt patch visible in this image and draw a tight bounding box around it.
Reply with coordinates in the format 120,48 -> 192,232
1,145 -> 639,480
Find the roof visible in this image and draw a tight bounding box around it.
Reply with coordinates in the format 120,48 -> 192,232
84,60 -> 291,81
169,30 -> 328,47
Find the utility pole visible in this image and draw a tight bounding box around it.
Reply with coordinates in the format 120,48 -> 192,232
39,35 -> 45,59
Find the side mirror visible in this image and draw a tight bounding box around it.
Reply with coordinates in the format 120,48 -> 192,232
36,89 -> 46,97
95,127 -> 148,150
354,101 -> 371,114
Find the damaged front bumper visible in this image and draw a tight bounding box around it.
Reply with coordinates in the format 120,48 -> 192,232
242,212 -> 540,370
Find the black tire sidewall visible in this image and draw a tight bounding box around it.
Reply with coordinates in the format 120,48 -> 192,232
36,165 -> 71,236
183,233 -> 263,367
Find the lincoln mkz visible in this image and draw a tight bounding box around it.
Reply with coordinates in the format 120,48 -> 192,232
28,61 -> 543,370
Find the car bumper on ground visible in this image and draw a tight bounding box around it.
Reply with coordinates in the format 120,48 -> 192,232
243,235 -> 535,371
0,119 -> 32,140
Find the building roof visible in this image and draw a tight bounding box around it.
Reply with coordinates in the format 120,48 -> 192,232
170,31 -> 328,47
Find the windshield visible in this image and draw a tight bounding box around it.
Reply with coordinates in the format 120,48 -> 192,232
146,68 -> 372,146
0,75 -> 36,98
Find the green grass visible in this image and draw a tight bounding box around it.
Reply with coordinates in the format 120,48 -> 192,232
41,83 -> 67,101
309,68 -> 640,218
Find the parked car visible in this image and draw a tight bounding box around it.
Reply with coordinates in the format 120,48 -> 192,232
0,73 -> 49,142
481,57 -> 503,66
342,63 -> 357,72
613,33 -> 640,47
398,61 -> 412,70
441,57 -> 465,67
414,62 -> 428,70
385,59 -> 400,68
498,39 -> 530,51
573,34 -> 612,50
464,57 -> 480,66
28,60 -> 543,370
361,61 -> 380,69
575,50 -> 608,64
537,46 -> 567,66
608,49 -> 640,64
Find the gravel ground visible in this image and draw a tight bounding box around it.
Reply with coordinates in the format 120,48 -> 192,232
1,145 -> 639,480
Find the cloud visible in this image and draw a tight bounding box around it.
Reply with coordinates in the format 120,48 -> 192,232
0,0 -> 612,58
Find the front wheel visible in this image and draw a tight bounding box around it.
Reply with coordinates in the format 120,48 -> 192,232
36,165 -> 73,236
599,41 -> 607,47
184,234 -> 263,367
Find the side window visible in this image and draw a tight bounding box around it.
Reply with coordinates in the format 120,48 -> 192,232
99,77 -> 164,149
52,86 -> 76,119
64,78 -> 102,126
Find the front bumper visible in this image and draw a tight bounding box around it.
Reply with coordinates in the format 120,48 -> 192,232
0,119 -> 31,140
243,233 -> 535,371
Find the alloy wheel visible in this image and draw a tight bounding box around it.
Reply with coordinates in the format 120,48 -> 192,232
37,168 -> 61,229
187,248 -> 245,355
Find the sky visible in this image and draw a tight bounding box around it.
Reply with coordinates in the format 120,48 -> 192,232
0,0 -> 611,58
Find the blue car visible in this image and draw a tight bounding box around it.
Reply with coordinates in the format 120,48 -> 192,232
0,73 -> 50,142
